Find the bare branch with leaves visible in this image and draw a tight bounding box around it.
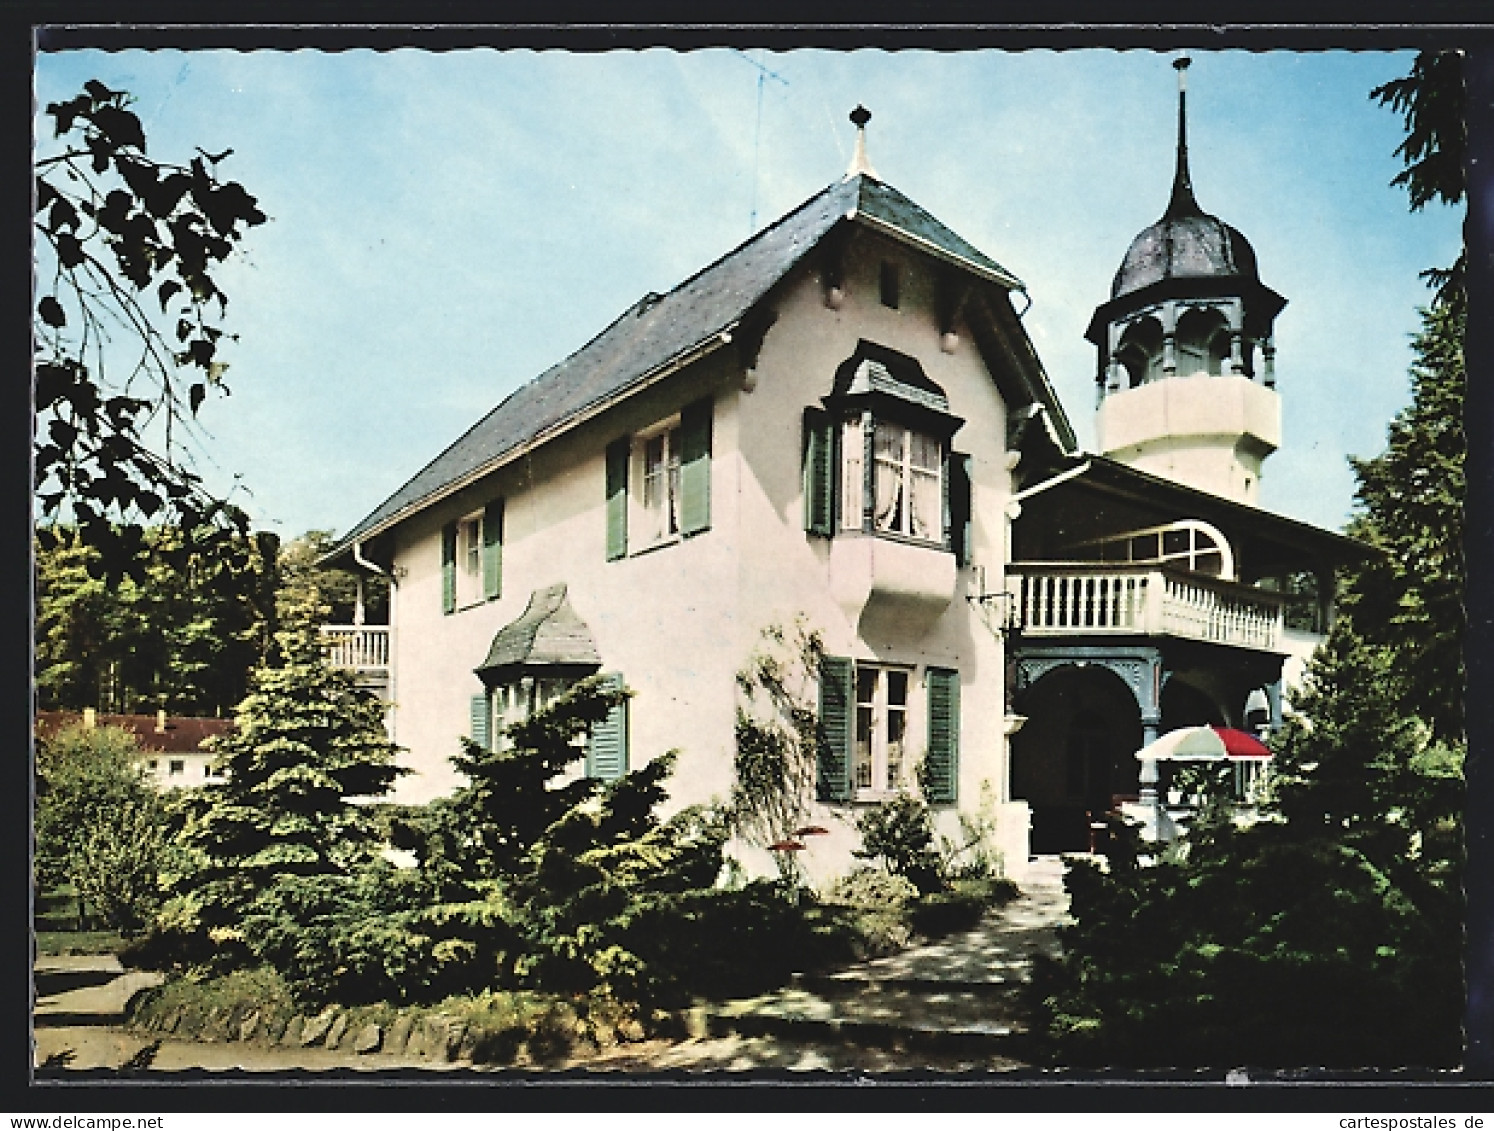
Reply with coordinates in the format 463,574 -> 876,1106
34,80 -> 266,580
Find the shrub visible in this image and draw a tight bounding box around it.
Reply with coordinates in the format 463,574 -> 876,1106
70,800 -> 167,934
36,722 -> 167,932
853,792 -> 943,895
825,867 -> 919,910
622,882 -> 862,1001
822,868 -> 918,955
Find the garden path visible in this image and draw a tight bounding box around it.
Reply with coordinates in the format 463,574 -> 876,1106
31,857 -> 1073,1076
586,854 -> 1073,1073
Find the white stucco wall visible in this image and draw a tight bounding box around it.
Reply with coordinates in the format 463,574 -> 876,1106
725,231 -> 1027,880
381,224 -> 1034,883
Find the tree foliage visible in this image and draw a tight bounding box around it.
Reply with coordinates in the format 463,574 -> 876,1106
390,677 -> 737,1006
275,530 -> 389,626
34,80 -> 265,580
1343,302 -> 1466,743
1372,50 -> 1466,306
35,525 -> 278,716
35,722 -> 168,932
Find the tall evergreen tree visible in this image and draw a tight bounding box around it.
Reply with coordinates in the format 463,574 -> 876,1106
149,590 -> 403,971
1342,301 -> 1466,743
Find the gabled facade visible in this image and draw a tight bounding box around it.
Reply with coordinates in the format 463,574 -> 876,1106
326,88 -> 1365,878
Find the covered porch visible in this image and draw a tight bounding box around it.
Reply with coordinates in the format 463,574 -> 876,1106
1008,638 -> 1285,855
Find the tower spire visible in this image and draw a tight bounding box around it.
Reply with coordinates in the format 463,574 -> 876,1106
845,104 -> 879,181
1165,55 -> 1201,218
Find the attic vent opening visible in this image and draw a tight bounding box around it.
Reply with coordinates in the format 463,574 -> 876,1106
879,262 -> 901,309
635,292 -> 664,316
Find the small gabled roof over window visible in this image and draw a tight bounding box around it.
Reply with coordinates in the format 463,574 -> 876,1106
831,340 -> 951,414
475,583 -> 601,682
827,340 -> 964,439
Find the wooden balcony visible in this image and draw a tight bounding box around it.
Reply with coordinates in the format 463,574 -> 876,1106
321,625 -> 392,697
1007,563 -> 1285,652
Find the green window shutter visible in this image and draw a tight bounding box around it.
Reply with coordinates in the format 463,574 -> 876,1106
587,672 -> 629,781
470,691 -> 492,751
679,397 -> 713,536
441,522 -> 457,614
482,499 -> 504,600
816,654 -> 853,802
946,451 -> 973,566
803,407 -> 836,536
925,667 -> 960,804
605,437 -> 629,561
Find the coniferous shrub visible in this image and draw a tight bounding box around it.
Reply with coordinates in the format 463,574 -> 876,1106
129,592 -> 405,986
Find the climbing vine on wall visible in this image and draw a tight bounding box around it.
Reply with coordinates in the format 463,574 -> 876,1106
730,619 -> 825,878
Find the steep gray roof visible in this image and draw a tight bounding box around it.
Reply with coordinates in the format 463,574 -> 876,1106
475,583 -> 601,678
328,175 -> 1030,561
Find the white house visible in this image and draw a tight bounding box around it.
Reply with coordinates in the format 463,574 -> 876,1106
323,66 -> 1364,879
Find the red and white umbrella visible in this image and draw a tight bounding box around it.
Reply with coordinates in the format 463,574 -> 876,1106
1135,725 -> 1271,762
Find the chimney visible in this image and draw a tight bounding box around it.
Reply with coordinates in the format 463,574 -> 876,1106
156,709 -> 167,734
83,707 -> 96,729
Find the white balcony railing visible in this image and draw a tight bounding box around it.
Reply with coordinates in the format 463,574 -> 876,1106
320,625 -> 391,671
1007,564 -> 1285,651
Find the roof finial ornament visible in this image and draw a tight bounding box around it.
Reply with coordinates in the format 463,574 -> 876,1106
845,104 -> 880,181
1166,55 -> 1201,218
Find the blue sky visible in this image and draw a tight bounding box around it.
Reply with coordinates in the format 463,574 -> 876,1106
34,48 -> 1463,538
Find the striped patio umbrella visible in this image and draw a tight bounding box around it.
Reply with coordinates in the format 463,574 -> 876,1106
1135,725 -> 1271,762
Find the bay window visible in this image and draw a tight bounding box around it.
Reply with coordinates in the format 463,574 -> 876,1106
805,340 -> 970,560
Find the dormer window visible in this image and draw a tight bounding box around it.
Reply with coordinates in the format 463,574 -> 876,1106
805,340 -> 971,559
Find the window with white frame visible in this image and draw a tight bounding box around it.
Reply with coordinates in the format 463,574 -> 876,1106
853,664 -> 910,796
837,417 -> 944,543
1065,519 -> 1235,579
840,416 -> 864,531
636,420 -> 683,547
491,676 -> 572,748
872,420 -> 942,541
457,512 -> 483,605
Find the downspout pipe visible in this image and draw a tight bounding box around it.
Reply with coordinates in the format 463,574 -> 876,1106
352,540 -> 397,743
352,540 -> 387,580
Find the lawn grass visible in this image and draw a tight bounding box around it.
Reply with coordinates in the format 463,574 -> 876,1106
33,885 -> 126,957
35,929 -> 127,957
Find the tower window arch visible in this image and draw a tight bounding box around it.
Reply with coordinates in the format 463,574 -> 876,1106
1175,306 -> 1229,377
1115,316 -> 1163,387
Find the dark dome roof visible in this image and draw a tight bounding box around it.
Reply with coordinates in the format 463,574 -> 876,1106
1110,207 -> 1259,300
1110,62 -> 1261,302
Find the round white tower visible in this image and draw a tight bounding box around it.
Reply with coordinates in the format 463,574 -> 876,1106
1087,57 -> 1287,507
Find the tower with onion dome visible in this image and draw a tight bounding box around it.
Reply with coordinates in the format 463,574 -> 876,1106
1086,57 -> 1287,507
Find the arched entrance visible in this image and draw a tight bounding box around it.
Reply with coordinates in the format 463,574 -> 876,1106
1011,664 -> 1144,854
